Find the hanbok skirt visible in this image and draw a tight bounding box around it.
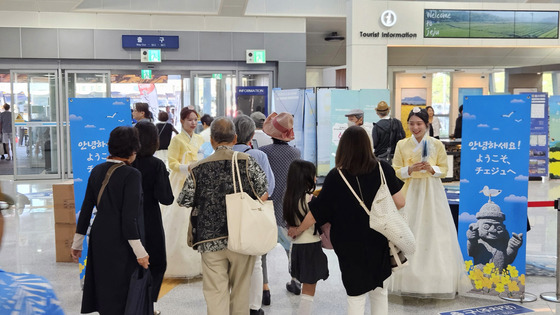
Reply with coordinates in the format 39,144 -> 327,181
388,177 -> 472,299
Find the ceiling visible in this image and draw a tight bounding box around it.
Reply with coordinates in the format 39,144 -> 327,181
1,0 -> 560,70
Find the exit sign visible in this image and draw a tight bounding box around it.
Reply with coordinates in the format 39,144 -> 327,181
141,49 -> 161,63
141,70 -> 152,79
212,73 -> 222,79
246,50 -> 266,64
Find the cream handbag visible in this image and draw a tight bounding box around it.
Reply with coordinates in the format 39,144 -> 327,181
338,163 -> 416,267
226,151 -> 278,256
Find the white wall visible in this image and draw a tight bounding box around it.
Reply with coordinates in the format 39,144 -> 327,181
347,0 -> 560,89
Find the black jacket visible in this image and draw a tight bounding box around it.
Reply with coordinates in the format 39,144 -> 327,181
372,118 -> 405,158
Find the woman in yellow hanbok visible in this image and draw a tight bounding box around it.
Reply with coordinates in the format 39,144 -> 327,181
389,107 -> 471,299
162,107 -> 205,278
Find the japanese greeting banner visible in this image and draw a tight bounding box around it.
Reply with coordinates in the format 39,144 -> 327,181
68,98 -> 131,280
458,94 -> 530,296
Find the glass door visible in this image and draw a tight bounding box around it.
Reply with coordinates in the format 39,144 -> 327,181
64,71 -> 111,178
11,70 -> 60,179
239,71 -> 273,115
192,72 -> 236,117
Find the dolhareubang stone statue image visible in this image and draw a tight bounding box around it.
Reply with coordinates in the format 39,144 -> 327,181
466,186 -> 523,272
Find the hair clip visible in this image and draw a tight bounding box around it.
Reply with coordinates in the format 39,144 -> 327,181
412,107 -> 421,113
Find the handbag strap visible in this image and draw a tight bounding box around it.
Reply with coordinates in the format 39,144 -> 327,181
231,151 -> 244,194
231,151 -> 265,204
338,162 -> 387,217
97,163 -> 125,205
337,168 -> 370,215
157,123 -> 167,137
378,161 -> 387,186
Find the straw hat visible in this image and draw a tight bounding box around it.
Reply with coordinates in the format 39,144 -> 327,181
263,112 -> 294,141
376,101 -> 389,111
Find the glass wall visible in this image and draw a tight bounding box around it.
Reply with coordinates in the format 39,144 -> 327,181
11,71 -> 59,179
431,72 -> 451,138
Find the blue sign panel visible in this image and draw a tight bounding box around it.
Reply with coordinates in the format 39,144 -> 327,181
303,88 -> 317,165
68,98 -> 131,279
524,92 -> 549,178
440,303 -> 533,315
122,35 -> 179,48
236,86 -> 268,116
459,95 -> 530,296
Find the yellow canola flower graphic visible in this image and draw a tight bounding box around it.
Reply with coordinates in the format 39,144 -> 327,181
474,279 -> 483,290
501,275 -> 511,286
465,260 -> 473,272
495,283 -> 505,293
473,269 -> 484,280
510,269 -> 519,278
483,263 -> 495,274
482,277 -> 493,290
491,274 -> 501,285
519,274 -> 526,285
509,281 -> 520,292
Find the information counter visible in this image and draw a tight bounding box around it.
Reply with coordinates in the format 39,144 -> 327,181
440,138 -> 461,181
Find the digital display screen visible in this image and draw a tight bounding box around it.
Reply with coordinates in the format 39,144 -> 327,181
424,10 -> 559,39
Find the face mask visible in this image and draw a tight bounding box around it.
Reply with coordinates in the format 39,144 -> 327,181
347,121 -> 356,127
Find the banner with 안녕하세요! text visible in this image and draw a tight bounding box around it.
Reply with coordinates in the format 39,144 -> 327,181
69,98 -> 131,280
458,94 -> 530,296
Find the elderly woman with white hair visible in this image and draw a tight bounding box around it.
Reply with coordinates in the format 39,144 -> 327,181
259,112 -> 302,303
233,115 -> 275,315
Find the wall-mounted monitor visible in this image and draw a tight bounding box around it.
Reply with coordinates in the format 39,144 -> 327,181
424,10 -> 559,39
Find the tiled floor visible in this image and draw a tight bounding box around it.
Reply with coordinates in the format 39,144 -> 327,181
1,178 -> 560,314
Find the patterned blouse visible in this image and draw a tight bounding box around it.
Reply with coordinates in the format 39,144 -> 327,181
178,146 -> 268,253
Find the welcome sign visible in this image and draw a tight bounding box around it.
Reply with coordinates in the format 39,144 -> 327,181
69,98 -> 131,280
459,95 -> 530,296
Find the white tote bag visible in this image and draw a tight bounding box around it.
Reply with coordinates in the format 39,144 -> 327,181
226,151 -> 277,256
338,164 -> 416,255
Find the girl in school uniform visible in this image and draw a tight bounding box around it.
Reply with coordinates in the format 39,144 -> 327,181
284,159 -> 329,315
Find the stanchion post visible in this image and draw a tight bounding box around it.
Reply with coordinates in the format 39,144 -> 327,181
540,198 -> 560,302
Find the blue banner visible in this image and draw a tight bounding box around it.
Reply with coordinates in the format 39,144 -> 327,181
525,92 -> 549,178
459,94 -> 530,296
271,89 -> 303,150
68,98 -> 131,279
303,89 -> 317,164
316,88 -> 335,176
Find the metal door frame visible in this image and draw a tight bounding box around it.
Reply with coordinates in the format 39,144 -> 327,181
191,71 -> 236,117
10,69 -> 61,180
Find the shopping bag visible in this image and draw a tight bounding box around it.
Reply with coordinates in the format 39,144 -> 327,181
226,151 -> 277,256
124,267 -> 153,315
